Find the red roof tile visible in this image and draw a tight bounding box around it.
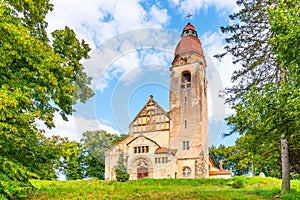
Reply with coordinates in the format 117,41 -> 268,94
155,147 -> 168,154
174,23 -> 204,57
154,147 -> 177,156
209,170 -> 232,176
183,23 -> 196,31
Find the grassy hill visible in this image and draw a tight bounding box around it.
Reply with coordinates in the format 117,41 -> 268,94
29,177 -> 300,199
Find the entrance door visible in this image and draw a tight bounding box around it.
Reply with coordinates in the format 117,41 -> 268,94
137,167 -> 148,179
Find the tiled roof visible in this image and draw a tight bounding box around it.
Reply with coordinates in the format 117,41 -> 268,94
183,23 -> 196,31
174,23 -> 204,57
155,147 -> 168,154
209,170 -> 232,176
154,147 -> 177,156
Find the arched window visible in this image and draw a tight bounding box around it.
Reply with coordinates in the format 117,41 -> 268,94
181,71 -> 191,83
182,166 -> 191,177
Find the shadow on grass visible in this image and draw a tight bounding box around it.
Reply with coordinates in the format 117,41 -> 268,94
254,188 -> 300,199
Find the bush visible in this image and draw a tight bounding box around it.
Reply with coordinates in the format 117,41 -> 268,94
115,153 -> 129,182
228,178 -> 244,189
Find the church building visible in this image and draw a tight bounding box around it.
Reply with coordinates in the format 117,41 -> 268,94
105,22 -> 232,180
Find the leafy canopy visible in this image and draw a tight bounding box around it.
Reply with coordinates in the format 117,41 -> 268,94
216,0 -> 299,193
0,0 -> 93,198
80,130 -> 126,179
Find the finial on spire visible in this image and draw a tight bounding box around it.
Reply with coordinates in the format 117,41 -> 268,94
186,13 -> 192,23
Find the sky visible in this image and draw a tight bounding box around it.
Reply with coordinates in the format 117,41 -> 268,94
42,0 -> 240,147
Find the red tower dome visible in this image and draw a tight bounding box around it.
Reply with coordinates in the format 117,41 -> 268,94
174,23 -> 204,58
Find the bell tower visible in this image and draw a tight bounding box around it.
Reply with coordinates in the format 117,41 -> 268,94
169,22 -> 209,178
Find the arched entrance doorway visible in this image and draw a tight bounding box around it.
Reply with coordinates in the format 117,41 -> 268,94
137,167 -> 149,179
129,156 -> 153,179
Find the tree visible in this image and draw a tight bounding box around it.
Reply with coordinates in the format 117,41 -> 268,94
80,130 -> 126,179
216,0 -> 299,192
209,145 -> 234,171
82,153 -> 105,179
59,140 -> 85,180
28,135 -> 62,180
115,152 -> 129,182
0,0 -> 93,198
268,0 -> 300,191
210,135 -> 282,177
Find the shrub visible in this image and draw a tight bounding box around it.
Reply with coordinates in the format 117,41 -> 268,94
115,153 -> 129,182
229,178 -> 244,189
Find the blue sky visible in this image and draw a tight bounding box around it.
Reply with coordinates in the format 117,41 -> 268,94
43,0 -> 240,146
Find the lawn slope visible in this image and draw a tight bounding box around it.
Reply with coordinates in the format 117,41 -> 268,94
29,177 -> 300,199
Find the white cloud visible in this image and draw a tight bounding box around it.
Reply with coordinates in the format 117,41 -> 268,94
39,112 -> 120,141
118,49 -> 173,85
179,0 -> 206,14
201,30 -> 239,118
168,0 -> 180,6
46,0 -> 174,94
148,5 -> 170,25
113,51 -> 141,85
168,0 -> 237,15
81,28 -> 178,93
47,0 -> 171,48
208,0 -> 237,11
202,31 -> 235,89
141,50 -> 172,68
203,31 -> 239,145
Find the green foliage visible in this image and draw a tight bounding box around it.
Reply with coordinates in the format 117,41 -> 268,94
215,0 -> 278,102
0,156 -> 37,199
82,153 -> 105,179
29,177 -> 300,199
81,130 -> 126,161
50,131 -> 126,180
80,130 -> 126,179
210,135 -> 297,178
267,1 -> 300,191
6,0 -> 53,41
0,0 -> 93,198
58,140 -> 85,180
230,178 -> 244,189
115,153 -> 129,182
215,0 -> 300,193
269,0 -> 300,72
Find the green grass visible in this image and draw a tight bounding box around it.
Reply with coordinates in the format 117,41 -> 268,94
29,177 -> 300,199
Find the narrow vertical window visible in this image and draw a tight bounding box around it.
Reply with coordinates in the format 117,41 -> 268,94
183,141 -> 186,150
182,72 -> 191,83
186,141 -> 189,150
184,120 -> 187,129
181,71 -> 191,89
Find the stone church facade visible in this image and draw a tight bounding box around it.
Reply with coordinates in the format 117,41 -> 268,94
105,23 -> 231,180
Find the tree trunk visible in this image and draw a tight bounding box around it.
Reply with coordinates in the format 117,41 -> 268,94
281,137 -> 290,193
252,161 -> 254,177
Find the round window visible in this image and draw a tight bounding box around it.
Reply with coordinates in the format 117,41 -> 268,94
182,166 -> 191,177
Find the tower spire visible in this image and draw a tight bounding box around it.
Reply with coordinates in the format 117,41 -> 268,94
186,13 -> 192,23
